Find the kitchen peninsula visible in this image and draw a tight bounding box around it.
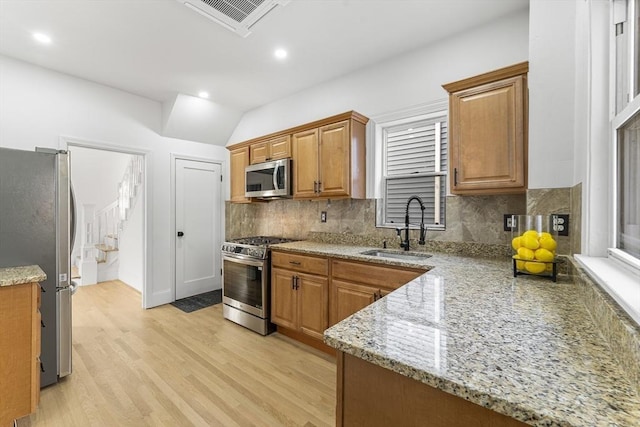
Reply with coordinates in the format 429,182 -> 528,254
272,241 -> 640,427
0,265 -> 46,427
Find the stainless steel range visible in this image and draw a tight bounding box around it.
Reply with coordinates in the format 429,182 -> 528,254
221,236 -> 296,335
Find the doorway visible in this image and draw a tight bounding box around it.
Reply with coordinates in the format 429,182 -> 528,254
174,158 -> 223,300
65,139 -> 147,304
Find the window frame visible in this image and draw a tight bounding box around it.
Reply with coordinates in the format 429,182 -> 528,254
611,0 -> 640,267
371,102 -> 449,230
577,0 -> 640,326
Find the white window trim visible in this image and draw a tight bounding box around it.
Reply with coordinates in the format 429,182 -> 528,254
580,0 -> 640,327
575,252 -> 640,325
370,100 -> 448,229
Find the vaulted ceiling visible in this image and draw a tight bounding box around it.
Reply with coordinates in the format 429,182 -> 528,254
0,0 -> 529,113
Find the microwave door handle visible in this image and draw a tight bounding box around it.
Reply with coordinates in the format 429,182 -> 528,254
273,164 -> 280,190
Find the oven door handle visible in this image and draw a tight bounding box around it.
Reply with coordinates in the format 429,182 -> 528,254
222,255 -> 265,268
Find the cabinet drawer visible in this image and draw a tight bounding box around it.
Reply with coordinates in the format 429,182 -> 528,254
331,260 -> 424,290
272,251 -> 328,276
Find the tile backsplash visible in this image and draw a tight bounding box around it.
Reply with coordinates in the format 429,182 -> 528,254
226,187 -> 580,256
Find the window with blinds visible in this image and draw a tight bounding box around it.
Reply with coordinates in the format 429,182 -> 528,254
382,114 -> 447,228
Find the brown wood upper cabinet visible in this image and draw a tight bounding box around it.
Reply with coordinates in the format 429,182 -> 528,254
227,111 -> 368,203
229,146 -> 251,203
292,116 -> 367,200
443,62 -> 528,195
249,135 -> 291,165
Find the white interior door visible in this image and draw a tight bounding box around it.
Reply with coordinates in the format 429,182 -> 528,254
175,159 -> 222,299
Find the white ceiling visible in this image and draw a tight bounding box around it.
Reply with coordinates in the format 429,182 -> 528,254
0,0 -> 529,113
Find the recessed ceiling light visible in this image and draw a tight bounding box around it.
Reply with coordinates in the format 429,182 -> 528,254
198,91 -> 209,99
274,48 -> 287,60
33,33 -> 52,44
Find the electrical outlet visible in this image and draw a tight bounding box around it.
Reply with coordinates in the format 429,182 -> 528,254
503,214 -> 517,232
552,214 -> 570,236
321,211 -> 327,223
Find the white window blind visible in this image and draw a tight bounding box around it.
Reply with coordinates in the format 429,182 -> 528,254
382,115 -> 447,228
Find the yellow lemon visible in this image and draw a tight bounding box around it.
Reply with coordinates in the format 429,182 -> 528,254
512,255 -> 526,270
522,235 -> 540,250
540,232 -> 553,240
511,236 -> 522,250
525,261 -> 546,274
545,263 -> 554,272
523,230 -> 539,239
539,235 -> 557,251
517,247 -> 535,260
534,248 -> 554,262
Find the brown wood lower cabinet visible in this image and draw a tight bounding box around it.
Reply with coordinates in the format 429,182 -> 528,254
271,268 -> 328,340
271,251 -> 329,343
270,250 -> 428,352
337,352 -> 527,427
330,259 -> 424,325
0,282 -> 41,427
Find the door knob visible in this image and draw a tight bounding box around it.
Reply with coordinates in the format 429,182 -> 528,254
177,231 -> 184,237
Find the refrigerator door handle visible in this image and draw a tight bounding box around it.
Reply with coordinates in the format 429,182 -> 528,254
70,183 -> 77,253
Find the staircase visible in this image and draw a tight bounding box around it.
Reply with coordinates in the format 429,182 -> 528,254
77,156 -> 143,285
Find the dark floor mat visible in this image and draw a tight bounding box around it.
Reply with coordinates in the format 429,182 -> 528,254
170,289 -> 222,313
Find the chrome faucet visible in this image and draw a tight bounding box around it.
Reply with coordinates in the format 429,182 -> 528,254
396,196 -> 427,251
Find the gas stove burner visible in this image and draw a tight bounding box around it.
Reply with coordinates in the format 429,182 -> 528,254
222,236 -> 297,260
230,236 -> 296,247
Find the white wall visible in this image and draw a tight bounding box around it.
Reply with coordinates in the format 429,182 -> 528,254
162,93 -> 243,145
0,55 -> 229,308
227,8 -> 530,144
119,184 -> 144,292
528,0 -> 577,189
69,146 -> 132,212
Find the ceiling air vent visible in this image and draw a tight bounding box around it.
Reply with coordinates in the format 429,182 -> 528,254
179,0 -> 290,37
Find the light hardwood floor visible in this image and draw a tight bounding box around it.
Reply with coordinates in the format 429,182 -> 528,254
19,280 -> 336,427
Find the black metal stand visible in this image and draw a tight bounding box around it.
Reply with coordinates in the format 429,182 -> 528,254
512,258 -> 557,282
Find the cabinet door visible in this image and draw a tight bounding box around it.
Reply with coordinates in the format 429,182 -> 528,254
292,128 -> 319,198
230,147 -> 250,203
298,273 -> 329,340
318,120 -> 350,198
331,279 -> 378,326
269,135 -> 291,161
450,75 -> 526,194
271,268 -> 297,330
249,142 -> 269,165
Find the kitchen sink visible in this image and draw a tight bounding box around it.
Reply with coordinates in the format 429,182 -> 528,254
359,249 -> 432,261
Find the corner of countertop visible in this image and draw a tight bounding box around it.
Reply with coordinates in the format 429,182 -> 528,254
0,265 -> 47,287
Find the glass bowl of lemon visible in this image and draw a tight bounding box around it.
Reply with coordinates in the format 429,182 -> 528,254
511,215 -> 558,282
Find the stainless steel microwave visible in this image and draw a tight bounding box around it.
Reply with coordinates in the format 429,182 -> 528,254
245,158 -> 292,199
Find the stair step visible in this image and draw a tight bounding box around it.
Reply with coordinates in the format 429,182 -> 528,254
96,257 -> 106,264
95,244 -> 119,252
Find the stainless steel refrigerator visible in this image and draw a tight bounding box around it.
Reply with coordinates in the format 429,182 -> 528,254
0,147 -> 76,387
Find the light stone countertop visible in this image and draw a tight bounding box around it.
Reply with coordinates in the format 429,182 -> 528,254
0,265 -> 46,287
271,241 -> 640,427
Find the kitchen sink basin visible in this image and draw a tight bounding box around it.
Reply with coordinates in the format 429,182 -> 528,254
359,249 -> 432,261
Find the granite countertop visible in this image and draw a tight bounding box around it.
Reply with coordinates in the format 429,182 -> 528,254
272,241 -> 640,427
0,265 -> 46,287
270,240 -> 437,270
